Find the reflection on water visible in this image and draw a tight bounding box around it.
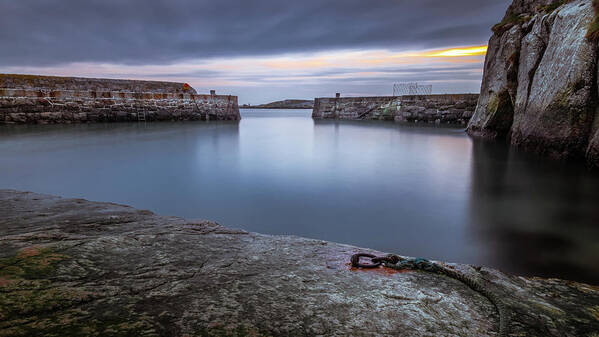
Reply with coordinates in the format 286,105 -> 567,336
469,140 -> 599,283
1,109 -> 598,284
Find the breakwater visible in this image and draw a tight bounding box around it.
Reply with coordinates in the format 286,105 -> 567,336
0,74 -> 240,124
312,94 -> 478,125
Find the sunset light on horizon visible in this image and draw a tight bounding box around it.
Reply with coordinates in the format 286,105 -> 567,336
425,45 -> 488,57
2,44 -> 489,104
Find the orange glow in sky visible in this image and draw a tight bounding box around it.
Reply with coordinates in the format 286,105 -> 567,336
425,45 -> 488,57
261,45 -> 489,70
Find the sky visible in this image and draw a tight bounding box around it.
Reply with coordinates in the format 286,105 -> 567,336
0,0 -> 512,104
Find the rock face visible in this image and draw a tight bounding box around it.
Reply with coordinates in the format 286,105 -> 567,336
1,190 -> 598,336
312,94 -> 478,124
468,0 -> 599,167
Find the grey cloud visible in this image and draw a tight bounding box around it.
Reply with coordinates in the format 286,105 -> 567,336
310,72 -> 484,85
135,61 -> 483,81
134,70 -> 223,78
196,63 -> 483,82
0,0 -> 511,67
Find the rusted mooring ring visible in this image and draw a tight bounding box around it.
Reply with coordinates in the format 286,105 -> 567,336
350,253 -> 382,269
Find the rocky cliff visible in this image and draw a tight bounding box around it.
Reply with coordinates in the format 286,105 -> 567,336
468,0 -> 599,168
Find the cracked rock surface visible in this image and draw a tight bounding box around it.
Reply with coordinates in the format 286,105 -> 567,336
1,190 -> 598,336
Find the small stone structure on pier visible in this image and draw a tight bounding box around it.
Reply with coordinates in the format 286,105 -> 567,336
312,93 -> 479,125
0,74 -> 240,124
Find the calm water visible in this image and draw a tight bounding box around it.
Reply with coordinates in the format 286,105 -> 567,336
1,109 -> 598,284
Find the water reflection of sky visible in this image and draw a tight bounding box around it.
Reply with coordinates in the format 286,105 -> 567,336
1,110 -> 598,284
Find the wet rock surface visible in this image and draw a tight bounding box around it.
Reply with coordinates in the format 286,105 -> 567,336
1,190 -> 598,336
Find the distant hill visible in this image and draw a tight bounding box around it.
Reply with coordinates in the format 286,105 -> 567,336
241,99 -> 313,109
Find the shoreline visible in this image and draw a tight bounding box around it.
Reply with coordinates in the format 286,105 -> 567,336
1,189 -> 597,336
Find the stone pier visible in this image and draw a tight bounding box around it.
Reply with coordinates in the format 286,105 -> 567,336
313,94 -> 479,125
0,74 -> 240,124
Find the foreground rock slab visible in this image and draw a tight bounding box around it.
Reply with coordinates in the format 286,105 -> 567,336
1,190 -> 598,336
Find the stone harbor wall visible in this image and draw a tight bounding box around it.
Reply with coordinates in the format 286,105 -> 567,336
396,94 -> 479,125
0,74 -> 240,124
312,94 -> 479,125
312,96 -> 398,120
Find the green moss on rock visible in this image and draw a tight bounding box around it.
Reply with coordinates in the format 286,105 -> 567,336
545,81 -> 591,129
538,0 -> 573,13
492,14 -> 531,34
589,305 -> 599,321
0,246 -> 67,280
0,246 -> 92,322
1,309 -> 157,337
553,86 -> 573,110
487,93 -> 500,115
0,246 -> 157,337
483,90 -> 515,138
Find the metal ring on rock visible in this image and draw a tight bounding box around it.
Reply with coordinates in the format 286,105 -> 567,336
351,253 -> 382,269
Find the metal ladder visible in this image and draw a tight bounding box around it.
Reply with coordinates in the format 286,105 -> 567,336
357,105 -> 378,120
138,111 -> 146,122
